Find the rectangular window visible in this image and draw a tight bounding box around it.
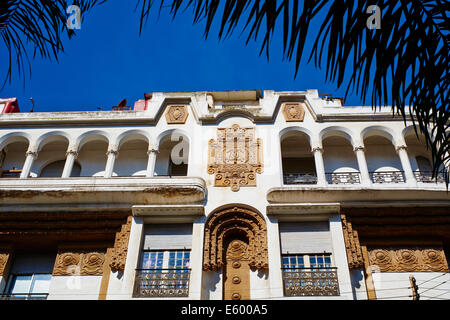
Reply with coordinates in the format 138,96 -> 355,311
4,273 -> 52,300
281,253 -> 339,297
134,250 -> 191,298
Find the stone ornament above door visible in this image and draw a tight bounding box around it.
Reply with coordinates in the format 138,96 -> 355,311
282,102 -> 305,122
165,105 -> 189,124
207,124 -> 263,192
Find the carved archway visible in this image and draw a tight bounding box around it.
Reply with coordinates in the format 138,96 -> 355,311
203,206 -> 268,272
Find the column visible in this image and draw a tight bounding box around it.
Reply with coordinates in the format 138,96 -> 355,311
61,149 -> 78,178
145,147 -> 159,177
353,146 -> 372,186
20,150 -> 37,178
396,144 -> 417,185
312,146 -> 327,186
104,146 -> 118,178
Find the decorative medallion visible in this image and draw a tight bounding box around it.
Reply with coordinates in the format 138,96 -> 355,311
165,105 -> 189,124
282,103 -> 305,122
207,124 -> 263,191
53,250 -> 105,276
232,293 -> 241,300
368,247 -> 449,272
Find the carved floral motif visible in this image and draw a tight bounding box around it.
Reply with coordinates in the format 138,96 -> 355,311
207,124 -> 263,191
165,105 -> 189,124
368,247 -> 449,272
282,103 -> 305,122
53,251 -> 105,276
340,214 -> 364,269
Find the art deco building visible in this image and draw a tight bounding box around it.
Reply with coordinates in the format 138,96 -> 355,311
0,90 -> 449,300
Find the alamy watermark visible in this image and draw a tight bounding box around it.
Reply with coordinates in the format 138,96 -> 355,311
366,5 -> 381,30
67,5 -> 81,30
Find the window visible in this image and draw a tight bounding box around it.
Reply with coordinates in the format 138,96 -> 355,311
134,250 -> 191,298
281,253 -> 339,297
4,274 -> 52,300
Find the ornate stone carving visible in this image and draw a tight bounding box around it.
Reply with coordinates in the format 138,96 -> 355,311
53,250 -> 105,276
81,252 -> 106,275
0,251 -> 10,276
368,247 -> 449,272
166,105 -> 189,124
340,214 -> 364,269
110,216 -> 132,272
282,103 -> 305,122
203,206 -> 268,271
207,124 -> 263,191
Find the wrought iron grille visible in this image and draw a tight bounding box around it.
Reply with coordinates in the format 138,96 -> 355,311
133,269 -> 191,298
282,267 -> 340,296
370,171 -> 405,183
326,172 -> 361,184
414,171 -> 447,183
283,173 -> 318,185
0,293 -> 48,300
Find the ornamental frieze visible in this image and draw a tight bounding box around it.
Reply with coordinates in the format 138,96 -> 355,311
53,250 -> 105,276
207,124 -> 263,192
368,247 -> 449,272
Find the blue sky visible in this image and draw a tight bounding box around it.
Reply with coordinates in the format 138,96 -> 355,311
0,1 -> 376,113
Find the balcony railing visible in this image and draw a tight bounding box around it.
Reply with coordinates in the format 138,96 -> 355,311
282,267 -> 340,297
133,269 -> 191,298
284,173 -> 317,185
0,293 -> 48,300
370,171 -> 405,184
414,171 -> 447,183
326,172 -> 361,185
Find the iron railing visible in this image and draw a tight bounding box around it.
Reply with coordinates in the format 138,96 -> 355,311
283,173 -> 318,185
370,171 -> 405,183
326,172 -> 361,184
414,171 -> 447,183
0,293 -> 48,300
282,267 -> 340,297
133,269 -> 191,298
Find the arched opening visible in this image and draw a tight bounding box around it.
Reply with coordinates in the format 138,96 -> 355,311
0,138 -> 29,178
155,133 -> 189,177
35,137 -> 69,178
114,137 -> 149,177
203,206 -> 268,300
404,131 -> 446,183
364,134 -> 404,183
280,131 -> 316,184
323,135 -> 360,184
77,136 -> 108,177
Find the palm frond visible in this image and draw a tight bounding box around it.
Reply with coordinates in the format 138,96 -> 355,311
137,0 -> 449,184
0,0 -> 104,88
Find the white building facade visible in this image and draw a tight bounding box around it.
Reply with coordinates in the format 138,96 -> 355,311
0,89 -> 449,300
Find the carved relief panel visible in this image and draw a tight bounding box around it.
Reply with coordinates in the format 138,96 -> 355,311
207,124 -> 263,191
368,247 -> 449,272
282,103 -> 305,122
53,250 -> 106,276
166,105 -> 189,124
223,240 -> 250,300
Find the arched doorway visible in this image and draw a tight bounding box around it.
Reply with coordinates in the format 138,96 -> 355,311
203,206 -> 268,300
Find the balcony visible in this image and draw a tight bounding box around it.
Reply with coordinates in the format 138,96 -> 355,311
0,293 -> 48,300
326,172 -> 361,185
282,267 -> 340,297
414,171 -> 448,184
370,171 -> 405,184
133,269 -> 191,298
283,173 -> 317,185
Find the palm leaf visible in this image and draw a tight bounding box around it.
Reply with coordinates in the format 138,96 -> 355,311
137,0 -> 449,184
